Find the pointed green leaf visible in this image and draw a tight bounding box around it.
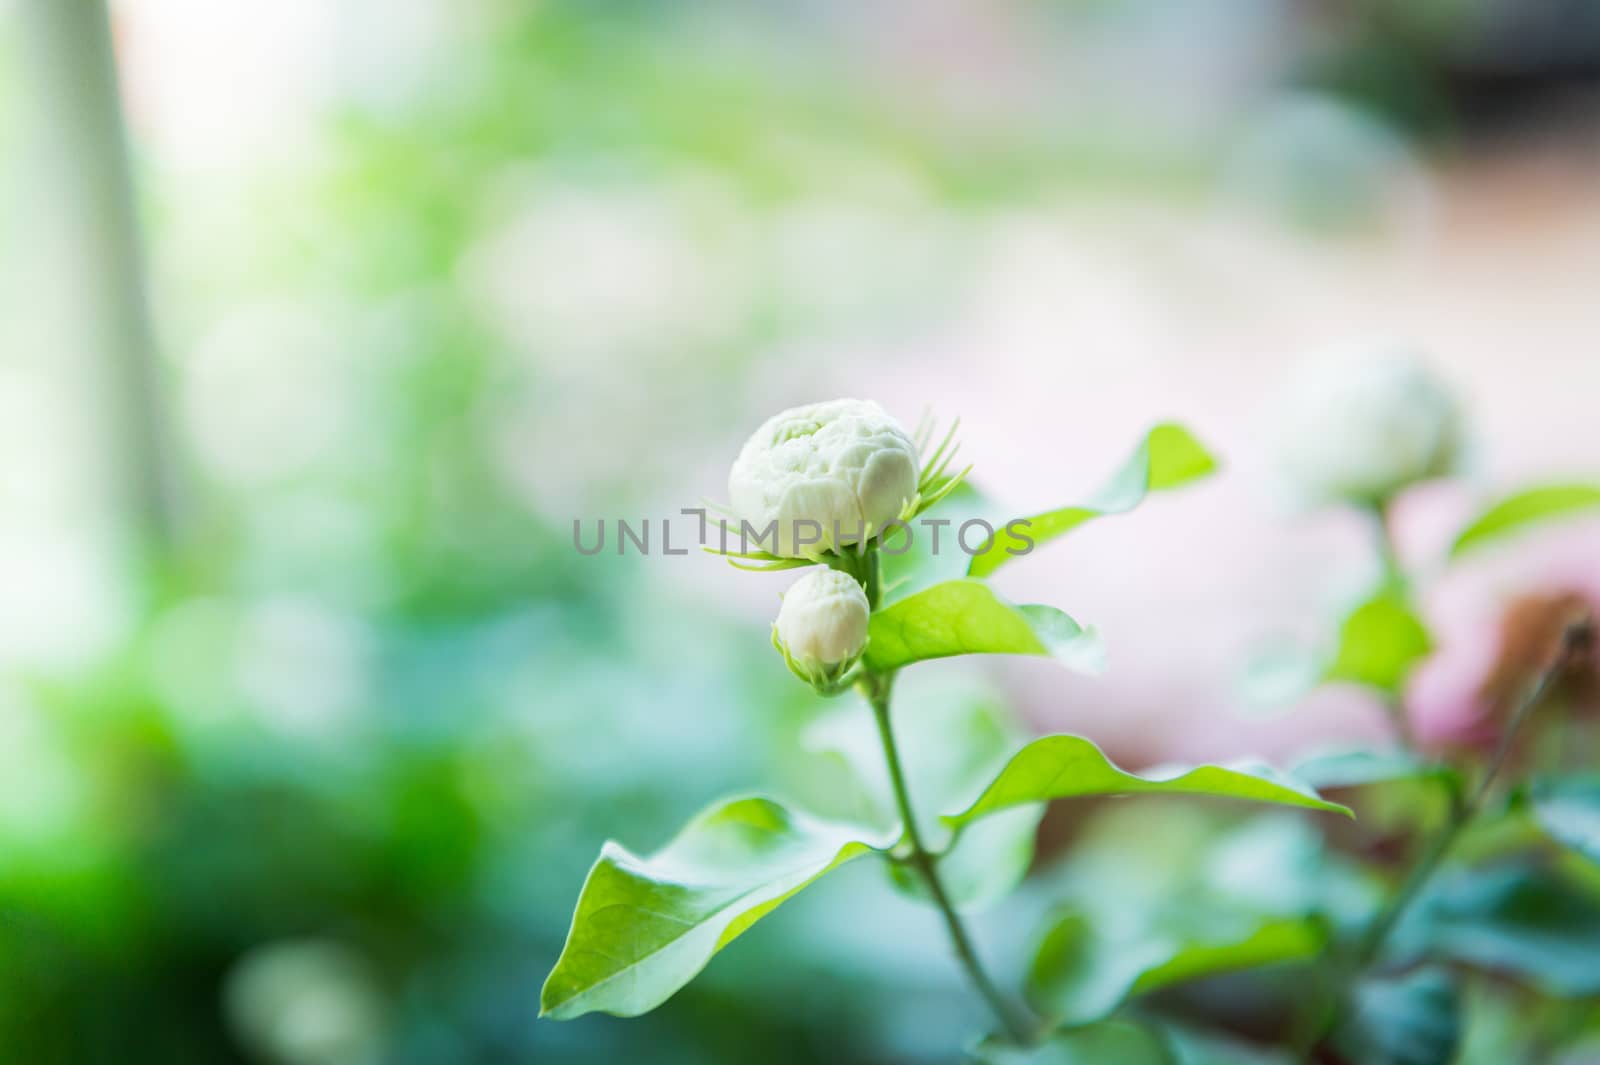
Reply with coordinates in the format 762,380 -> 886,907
540,797 -> 888,1019
1026,910 -> 1326,1025
864,580 -> 1105,674
972,1020 -> 1175,1065
968,423 -> 1217,578
1241,592 -> 1433,708
944,735 -> 1351,829
1325,591 -> 1432,693
1451,483 -> 1600,558
1529,774 -> 1600,866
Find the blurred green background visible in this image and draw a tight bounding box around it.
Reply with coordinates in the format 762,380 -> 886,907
2,0 -> 1599,1062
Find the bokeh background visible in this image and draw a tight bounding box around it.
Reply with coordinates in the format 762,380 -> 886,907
2,0 -> 1599,1062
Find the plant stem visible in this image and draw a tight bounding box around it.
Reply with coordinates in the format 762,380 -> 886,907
1292,618 -> 1592,1061
1369,501 -> 1405,595
1369,502 -> 1418,750
826,544 -> 883,612
865,674 -> 1033,1045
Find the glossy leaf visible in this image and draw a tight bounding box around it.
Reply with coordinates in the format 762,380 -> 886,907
1325,591 -> 1432,694
968,423 -> 1218,578
803,686 -> 1044,909
1529,775 -> 1600,866
1331,966 -> 1462,1065
540,797 -> 888,1019
864,579 -> 1105,674
1451,483 -> 1600,558
972,1020 -> 1175,1065
944,735 -> 1351,830
1027,910 -> 1325,1025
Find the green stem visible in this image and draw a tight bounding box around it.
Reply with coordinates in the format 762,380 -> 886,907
827,543 -> 883,609
1369,501 -> 1405,595
865,673 -> 1032,1045
1293,619 -> 1592,1061
1369,502 -> 1418,751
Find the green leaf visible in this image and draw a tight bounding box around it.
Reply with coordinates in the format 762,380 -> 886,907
972,1020 -> 1175,1065
1391,864 -> 1600,997
1529,775 -> 1600,867
1325,591 -> 1432,694
1451,483 -> 1600,558
540,797 -> 888,1019
864,580 -> 1105,675
1026,910 -> 1325,1025
802,684 -> 1044,909
968,423 -> 1217,579
944,735 -> 1352,830
1332,966 -> 1462,1065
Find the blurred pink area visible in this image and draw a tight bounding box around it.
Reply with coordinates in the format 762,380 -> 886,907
1407,522 -> 1600,751
698,148 -> 1600,767
29,0 -> 1600,772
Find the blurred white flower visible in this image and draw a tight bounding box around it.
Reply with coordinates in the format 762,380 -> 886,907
224,939 -> 387,1065
774,568 -> 870,688
729,398 -> 918,559
1273,343 -> 1464,506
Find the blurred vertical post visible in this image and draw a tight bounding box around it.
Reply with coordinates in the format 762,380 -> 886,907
15,0 -> 182,582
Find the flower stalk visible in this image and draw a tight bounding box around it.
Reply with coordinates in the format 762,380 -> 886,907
1370,501 -> 1419,751
862,672 -> 1034,1046
853,540 -> 1032,1045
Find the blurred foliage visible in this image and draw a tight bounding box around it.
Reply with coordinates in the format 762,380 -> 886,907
4,0 -> 1600,1063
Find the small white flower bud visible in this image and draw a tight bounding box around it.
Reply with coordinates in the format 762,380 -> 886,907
1274,343 -> 1463,506
773,568 -> 870,689
729,398 -> 919,559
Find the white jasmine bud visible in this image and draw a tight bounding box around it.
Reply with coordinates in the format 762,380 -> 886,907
729,398 -> 919,559
773,568 -> 870,690
1274,342 -> 1463,506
